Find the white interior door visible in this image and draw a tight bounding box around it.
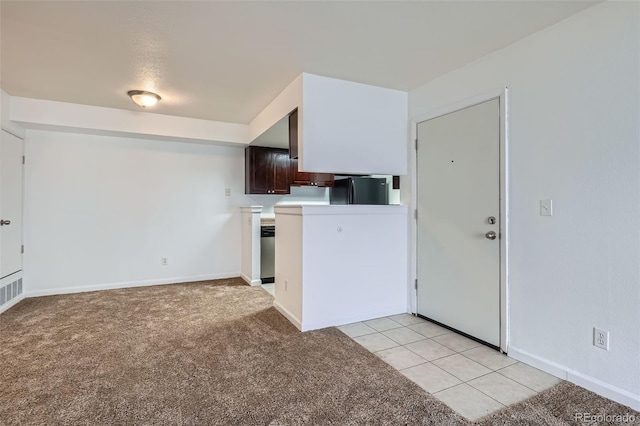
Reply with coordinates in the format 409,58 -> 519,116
1,130 -> 24,279
416,98 -> 501,347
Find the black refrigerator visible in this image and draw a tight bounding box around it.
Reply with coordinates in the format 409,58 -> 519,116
330,177 -> 389,205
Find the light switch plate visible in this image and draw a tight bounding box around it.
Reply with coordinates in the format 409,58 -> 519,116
540,199 -> 552,216
225,188 -> 231,197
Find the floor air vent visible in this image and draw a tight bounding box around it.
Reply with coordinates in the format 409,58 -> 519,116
0,278 -> 22,306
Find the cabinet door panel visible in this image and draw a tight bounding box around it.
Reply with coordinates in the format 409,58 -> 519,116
313,173 -> 335,187
246,146 -> 273,194
273,150 -> 292,194
290,158 -> 312,186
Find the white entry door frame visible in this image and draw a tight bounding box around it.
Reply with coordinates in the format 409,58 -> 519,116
409,87 -> 509,352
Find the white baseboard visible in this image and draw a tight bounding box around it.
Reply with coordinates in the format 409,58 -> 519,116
507,347 -> 568,380
273,301 -> 302,331
301,305 -> 407,332
509,346 -> 640,411
240,273 -> 262,286
567,370 -> 640,412
0,292 -> 26,314
26,272 -> 241,298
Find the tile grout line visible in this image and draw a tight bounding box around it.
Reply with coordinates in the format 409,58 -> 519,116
463,378 -> 522,409
431,364 -> 492,384
455,352 -> 518,372
431,380 -> 508,418
431,382 -> 465,396
364,321 -> 405,332
383,336 -> 428,346
493,367 -> 546,394
402,341 -> 462,362
356,330 -> 379,337
397,360 -> 434,373
457,350 -> 518,371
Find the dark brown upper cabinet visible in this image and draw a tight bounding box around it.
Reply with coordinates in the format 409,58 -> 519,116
289,158 -> 334,188
245,146 -> 291,195
288,108 -> 298,159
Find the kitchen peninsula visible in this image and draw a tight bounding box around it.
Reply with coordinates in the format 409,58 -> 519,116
273,204 -> 409,331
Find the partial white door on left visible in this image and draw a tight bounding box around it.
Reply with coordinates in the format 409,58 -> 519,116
1,130 -> 24,279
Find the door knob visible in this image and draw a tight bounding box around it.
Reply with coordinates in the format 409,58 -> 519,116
485,231 -> 497,240
0,219 -> 10,226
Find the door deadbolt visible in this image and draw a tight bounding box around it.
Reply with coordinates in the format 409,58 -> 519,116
487,216 -> 496,225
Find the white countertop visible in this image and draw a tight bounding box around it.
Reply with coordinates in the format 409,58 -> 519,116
274,204 -> 408,216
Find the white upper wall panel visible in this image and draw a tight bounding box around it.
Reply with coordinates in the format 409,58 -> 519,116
301,74 -> 408,175
10,97 -> 248,145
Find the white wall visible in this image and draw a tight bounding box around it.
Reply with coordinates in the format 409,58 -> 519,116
302,74 -> 408,175
408,2 -> 639,409
24,130 -> 253,295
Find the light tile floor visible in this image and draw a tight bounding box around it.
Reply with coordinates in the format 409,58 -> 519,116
338,314 -> 561,421
261,283 -> 275,296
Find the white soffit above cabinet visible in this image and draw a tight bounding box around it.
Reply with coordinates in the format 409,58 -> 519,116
1,1 -> 597,124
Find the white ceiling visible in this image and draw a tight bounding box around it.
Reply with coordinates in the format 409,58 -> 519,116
1,1 -> 596,124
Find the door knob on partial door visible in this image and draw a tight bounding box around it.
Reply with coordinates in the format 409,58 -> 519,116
485,231 -> 497,240
0,219 -> 10,226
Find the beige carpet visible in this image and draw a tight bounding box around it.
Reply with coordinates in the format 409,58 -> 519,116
0,278 -> 637,425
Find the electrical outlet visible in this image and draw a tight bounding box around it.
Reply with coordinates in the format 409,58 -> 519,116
161,257 -> 168,266
225,188 -> 231,197
593,327 -> 609,350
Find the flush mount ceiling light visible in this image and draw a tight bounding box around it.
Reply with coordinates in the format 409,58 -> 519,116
127,90 -> 161,107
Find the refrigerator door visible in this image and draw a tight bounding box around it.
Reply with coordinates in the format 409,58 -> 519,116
351,177 -> 388,205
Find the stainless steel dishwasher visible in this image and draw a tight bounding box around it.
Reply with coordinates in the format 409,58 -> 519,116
260,225 -> 275,283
